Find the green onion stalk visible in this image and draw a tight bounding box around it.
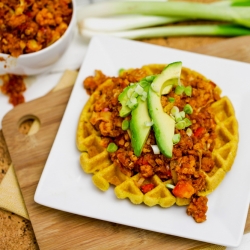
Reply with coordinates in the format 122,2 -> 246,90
80,24 -> 250,40
77,0 -> 250,39
77,0 -> 250,27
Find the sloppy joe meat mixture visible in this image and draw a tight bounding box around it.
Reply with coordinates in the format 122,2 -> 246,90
0,0 -> 73,57
0,74 -> 26,106
83,66 -> 220,223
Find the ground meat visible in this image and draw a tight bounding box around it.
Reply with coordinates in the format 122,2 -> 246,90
201,157 -> 214,172
0,74 -> 26,106
140,164 -> 154,178
187,196 -> 208,223
1,0 -> 73,57
84,70 -> 110,95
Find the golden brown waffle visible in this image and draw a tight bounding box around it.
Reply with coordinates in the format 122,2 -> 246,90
198,96 -> 239,196
76,64 -> 238,212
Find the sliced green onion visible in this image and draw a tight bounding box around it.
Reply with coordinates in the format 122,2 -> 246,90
127,88 -> 134,98
145,75 -> 156,83
183,118 -> 192,127
186,128 -> 193,137
175,120 -> 186,130
175,112 -> 183,123
135,84 -> 144,95
119,68 -> 124,75
139,80 -> 149,88
184,86 -> 192,97
140,91 -> 147,101
122,120 -> 130,130
168,97 -> 175,103
175,85 -> 185,95
179,111 -> 185,119
151,145 -> 160,154
166,183 -> 175,189
131,91 -> 139,99
107,142 -> 118,153
183,104 -> 193,114
172,134 -> 181,144
171,106 -> 179,116
126,97 -> 138,109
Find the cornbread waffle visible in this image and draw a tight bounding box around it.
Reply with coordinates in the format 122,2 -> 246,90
76,64 -> 238,222
198,96 -> 239,196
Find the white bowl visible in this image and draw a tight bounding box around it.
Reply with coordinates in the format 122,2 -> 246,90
0,0 -> 76,76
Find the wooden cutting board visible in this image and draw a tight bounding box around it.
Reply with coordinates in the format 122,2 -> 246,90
2,36 -> 250,250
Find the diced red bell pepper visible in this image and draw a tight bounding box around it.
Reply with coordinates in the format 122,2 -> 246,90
194,127 -> 205,138
141,183 -> 155,194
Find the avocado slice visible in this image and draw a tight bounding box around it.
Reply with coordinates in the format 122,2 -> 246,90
148,61 -> 182,158
130,90 -> 151,157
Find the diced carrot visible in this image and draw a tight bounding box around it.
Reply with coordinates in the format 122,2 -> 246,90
172,181 -> 195,198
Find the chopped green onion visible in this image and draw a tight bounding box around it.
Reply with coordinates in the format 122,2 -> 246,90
135,84 -> 144,95
107,142 -> 118,153
131,91 -> 139,99
166,183 -> 175,189
171,106 -> 179,116
175,85 -> 185,95
139,80 -> 149,88
126,97 -> 138,109
168,97 -> 175,103
175,120 -> 186,130
172,134 -> 181,144
186,128 -> 193,137
151,145 -> 160,154
179,111 -> 185,119
119,68 -> 124,75
175,112 -> 183,123
183,118 -> 192,127
145,75 -> 156,83
140,91 -> 147,101
184,86 -> 192,97
127,88 -> 134,98
122,120 -> 130,130
183,104 -> 193,114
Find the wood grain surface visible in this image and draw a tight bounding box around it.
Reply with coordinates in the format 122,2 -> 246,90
2,35 -> 250,250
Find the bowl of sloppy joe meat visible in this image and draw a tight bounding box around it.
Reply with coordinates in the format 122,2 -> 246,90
0,0 -> 76,75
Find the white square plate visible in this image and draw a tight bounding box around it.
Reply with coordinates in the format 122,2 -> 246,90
35,36 -> 250,247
